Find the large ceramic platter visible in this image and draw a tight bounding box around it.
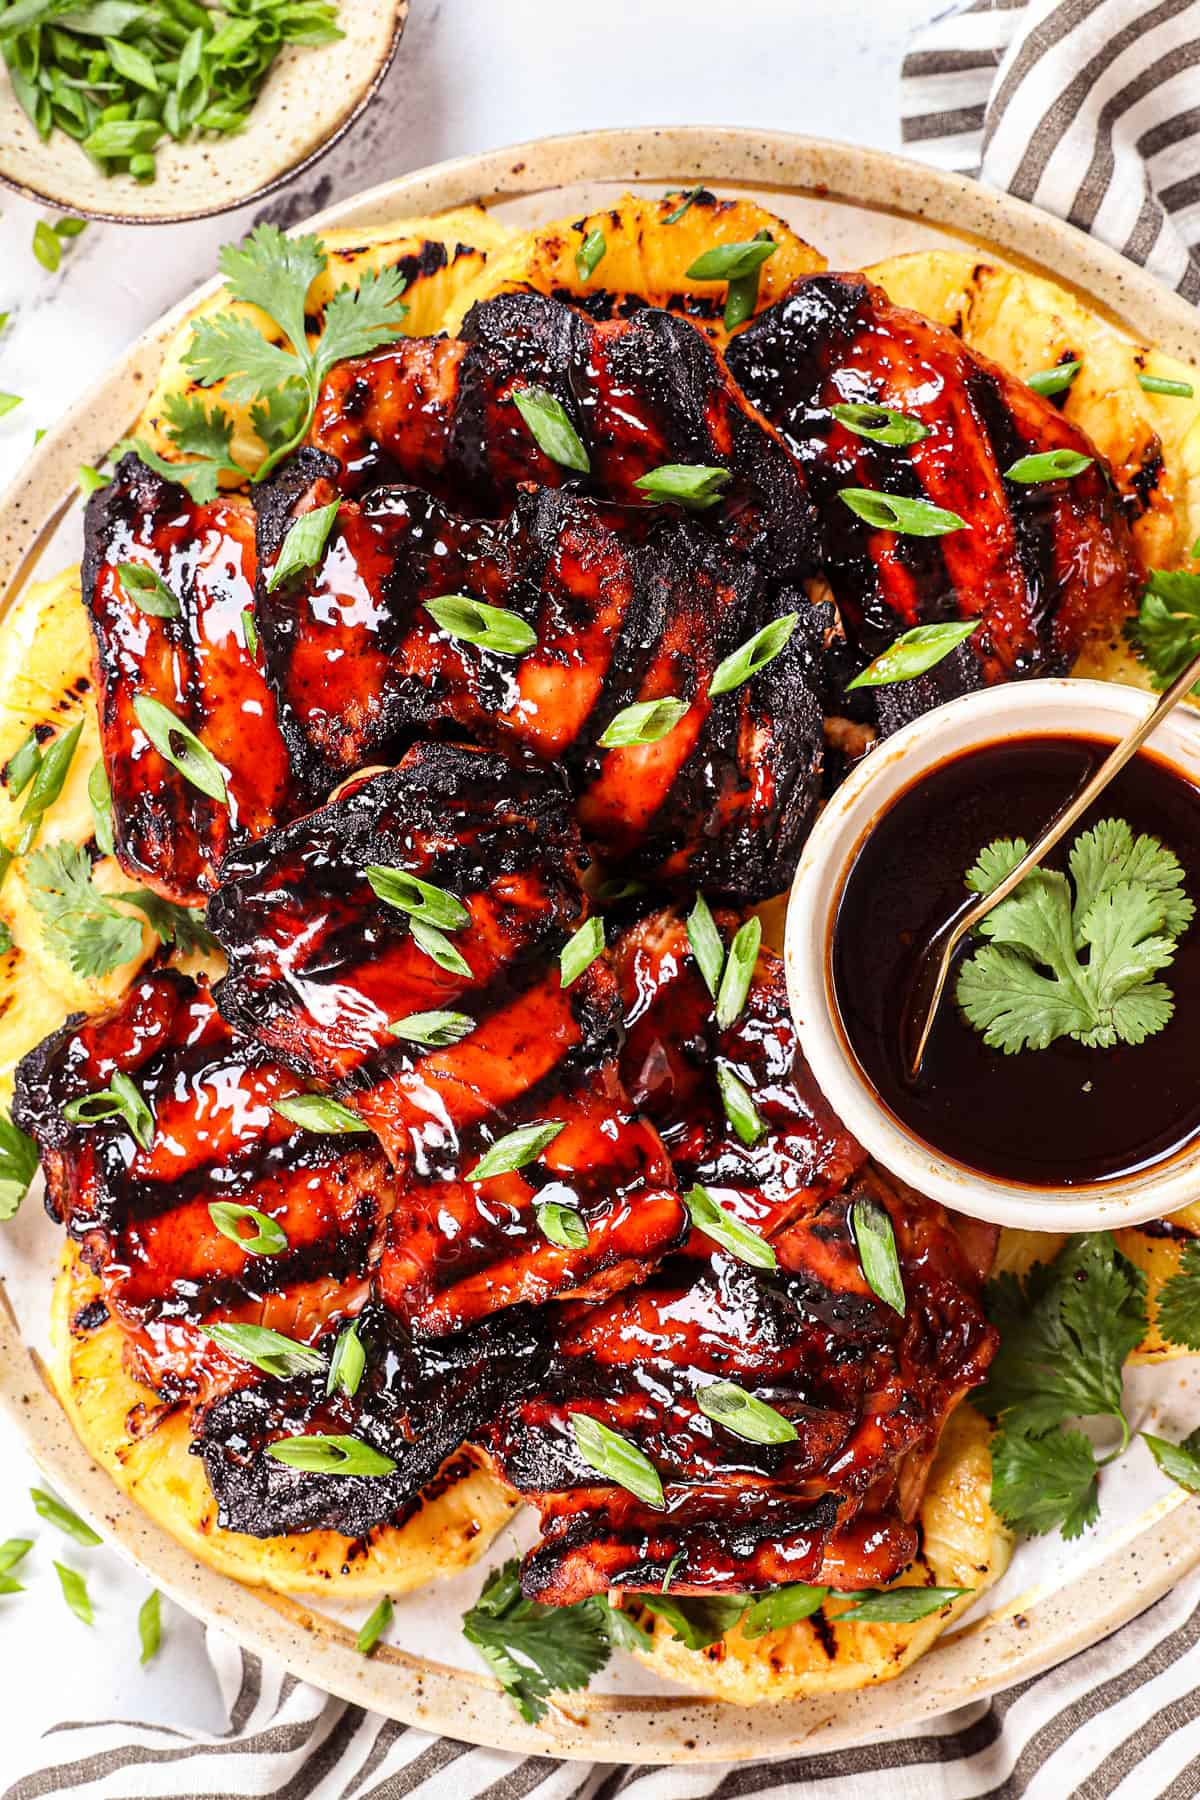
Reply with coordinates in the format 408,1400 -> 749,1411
1,128 -> 1199,1766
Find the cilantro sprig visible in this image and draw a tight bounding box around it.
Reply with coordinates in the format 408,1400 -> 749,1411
462,1560 -> 623,1724
1154,1237 -> 1200,1350
973,1234 -> 1148,1539
1126,568 -> 1200,691
956,818 -> 1193,1053
25,842 -> 213,980
124,224 -> 408,499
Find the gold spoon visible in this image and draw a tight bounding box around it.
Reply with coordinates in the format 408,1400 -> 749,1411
904,645 -> 1200,1080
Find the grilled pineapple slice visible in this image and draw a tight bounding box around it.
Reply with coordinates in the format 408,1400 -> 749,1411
0,566 -> 163,1102
50,1246 -> 518,1596
628,1405 -> 1011,1702
136,207 -> 521,484
446,191 -> 825,343
867,250 -> 1200,592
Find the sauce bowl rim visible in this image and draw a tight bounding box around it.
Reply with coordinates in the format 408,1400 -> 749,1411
783,677 -> 1200,1232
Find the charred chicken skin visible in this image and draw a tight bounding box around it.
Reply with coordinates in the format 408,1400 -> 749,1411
726,273 -> 1144,704
81,455 -> 302,905
207,740 -> 687,1337
309,291 -> 821,578
12,969 -> 394,1403
254,455 -> 829,899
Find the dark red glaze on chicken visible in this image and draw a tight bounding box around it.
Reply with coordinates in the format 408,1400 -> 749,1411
208,741 -> 687,1335
474,918 -> 997,1603
726,273 -> 1143,695
12,970 -> 393,1401
309,291 -> 820,577
81,455 -> 303,904
254,455 -> 829,899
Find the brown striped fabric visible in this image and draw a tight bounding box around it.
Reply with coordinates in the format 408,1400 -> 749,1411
901,0 -> 1200,300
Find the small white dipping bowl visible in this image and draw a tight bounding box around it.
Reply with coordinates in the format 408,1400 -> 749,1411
784,677 -> 1200,1233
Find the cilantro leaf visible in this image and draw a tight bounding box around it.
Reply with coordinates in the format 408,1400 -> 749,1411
180,225 -> 407,484
0,1110 -> 39,1222
1126,569 -> 1200,691
121,393 -> 247,505
1155,1237 -> 1200,1350
638,1594 -> 747,1650
956,818 -> 1190,1054
123,890 -> 216,957
25,843 -> 143,979
990,1427 -> 1101,1539
975,1234 -> 1146,1444
461,1559 -> 612,1724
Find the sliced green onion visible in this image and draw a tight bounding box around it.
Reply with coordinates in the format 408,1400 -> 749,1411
87,759 -> 115,856
850,1194 -> 906,1316
0,394 -> 21,419
715,916 -> 760,1029
663,186 -> 703,224
1138,374 -> 1194,398
715,1064 -> 766,1147
241,608 -> 259,659
116,560 -> 179,618
388,1010 -> 475,1048
0,1539 -> 32,1576
272,1094 -> 366,1134
62,1071 -> 153,1150
467,1120 -> 565,1182
569,1413 -> 664,1508
31,1487 -> 101,1546
365,865 -> 469,931
685,1183 -> 776,1271
410,919 -> 472,977
138,1590 -> 162,1663
1004,448 -> 1093,483
1026,360 -> 1080,397
838,489 -> 967,536
20,719 -> 82,845
830,402 -> 930,446
132,694 -> 227,805
575,228 -> 606,280
265,500 -> 340,592
55,1562 -> 93,1625
78,464 -> 110,497
208,1200 -> 288,1257
836,1586 -> 971,1622
537,1199 -> 589,1249
512,385 -> 590,473
33,220 -> 61,272
424,595 -> 537,657
846,619 -> 979,691
598,695 -> 689,749
687,892 -> 725,998
685,238 -> 777,282
326,1319 -> 366,1398
560,916 -> 605,988
697,1379 -> 797,1444
633,464 -> 731,510
741,1584 -> 828,1638
204,1322 -> 326,1379
7,732 -> 42,799
266,1435 -> 396,1476
709,613 -> 798,697
356,1594 -> 393,1656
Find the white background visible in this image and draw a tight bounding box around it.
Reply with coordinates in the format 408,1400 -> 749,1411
0,0 -> 937,1778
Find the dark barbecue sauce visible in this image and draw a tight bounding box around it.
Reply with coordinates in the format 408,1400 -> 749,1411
832,734 -> 1200,1187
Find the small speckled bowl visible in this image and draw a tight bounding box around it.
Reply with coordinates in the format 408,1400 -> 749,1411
0,1 -> 407,224
785,680 -> 1200,1234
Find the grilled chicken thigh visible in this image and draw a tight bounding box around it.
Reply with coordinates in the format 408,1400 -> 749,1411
208,741 -> 686,1336
82,455 -> 301,905
13,970 -> 393,1401
726,273 -> 1143,694
255,456 -> 829,899
309,291 -> 820,577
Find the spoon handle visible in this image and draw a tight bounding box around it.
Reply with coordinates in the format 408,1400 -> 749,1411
906,647 -> 1200,1078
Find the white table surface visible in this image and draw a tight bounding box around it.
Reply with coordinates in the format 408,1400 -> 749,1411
0,0 -> 937,1779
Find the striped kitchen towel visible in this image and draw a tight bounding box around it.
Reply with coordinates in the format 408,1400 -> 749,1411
900,0 -> 1200,301
6,1572 -> 1200,1799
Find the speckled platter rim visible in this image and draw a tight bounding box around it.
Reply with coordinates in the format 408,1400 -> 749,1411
2,127 -> 1200,1765
0,1 -> 407,224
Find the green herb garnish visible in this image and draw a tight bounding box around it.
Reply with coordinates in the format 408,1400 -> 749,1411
62,1071 -> 154,1150
389,1010 -> 475,1048
133,694 -> 227,804
116,560 -> 179,618
1143,1426 -> 1200,1494
208,1200 -> 288,1257
837,1586 -> 972,1622
715,1064 -> 765,1147
956,818 -> 1193,1054
974,1234 -> 1147,1538
462,1558 -> 613,1724
511,385 -> 590,473
1126,568 -> 1200,692
846,619 -> 980,690
32,1487 -> 101,1546
356,1595 -> 393,1657
467,1120 -> 564,1182
537,1200 -> 589,1249
204,1322 -> 325,1379
271,1094 -> 365,1134
569,1414 -> 664,1508
265,501 -> 339,592
0,394 -> 21,419
410,919 -> 472,978
830,402 -> 930,446
663,186 -> 704,224
138,1590 -> 162,1664
87,760 -> 115,856
25,843 -> 210,980
326,1319 -> 366,1398
365,866 -> 469,931
1138,373 -> 1194,398
0,1110 -> 39,1222
55,1562 -> 93,1626
684,1183 -> 777,1271
714,915 -> 760,1029
709,613 -> 798,697
697,1380 -> 797,1445
265,1435 -> 396,1476
850,1194 -> 906,1315
633,463 -> 731,510
560,916 -> 604,988
575,228 -> 606,280
17,719 -> 82,852
598,695 -> 689,749
1004,448 -> 1093,483
1155,1239 -> 1200,1350
741,1584 -> 827,1637
1026,360 -> 1080,397
424,595 -> 537,657
687,892 -> 724,997
838,488 -> 967,536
